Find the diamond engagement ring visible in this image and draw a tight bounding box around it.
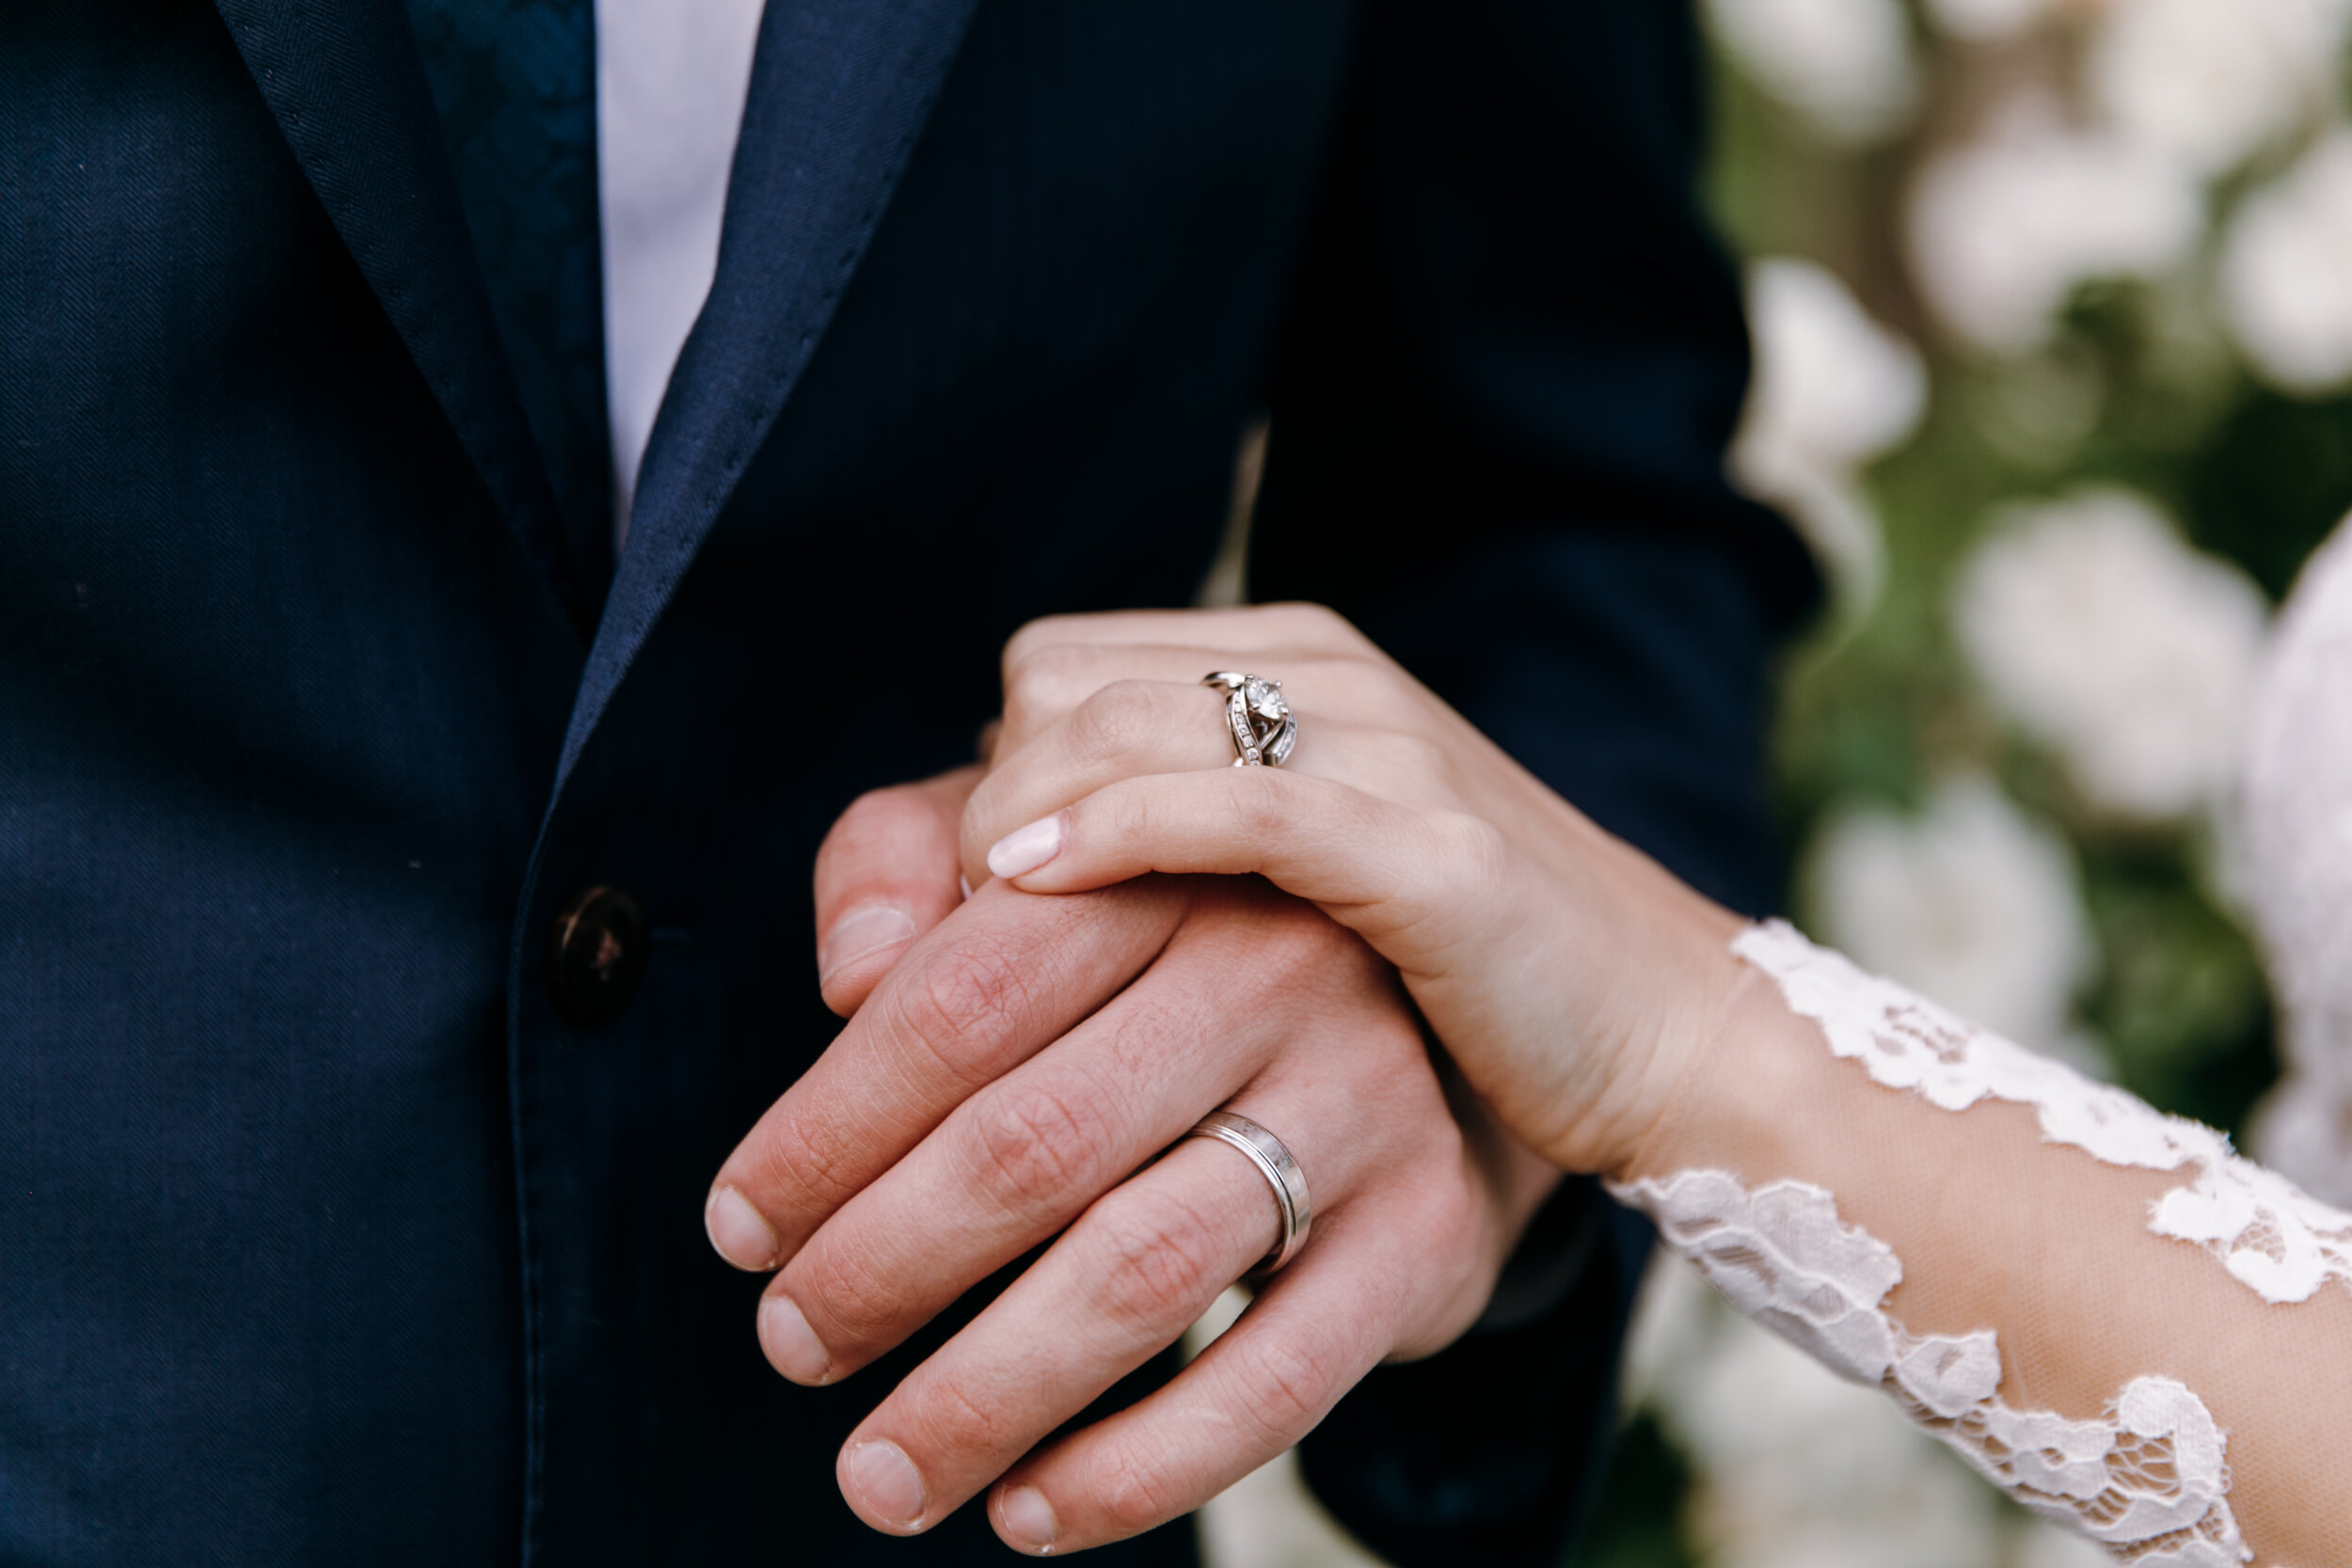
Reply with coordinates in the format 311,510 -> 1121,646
1202,672 -> 1296,767
1184,1111 -> 1312,1275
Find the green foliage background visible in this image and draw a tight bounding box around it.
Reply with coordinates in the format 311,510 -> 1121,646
1566,20 -> 2351,1565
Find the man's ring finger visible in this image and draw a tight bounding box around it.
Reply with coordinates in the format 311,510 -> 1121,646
1183,1111 -> 1311,1275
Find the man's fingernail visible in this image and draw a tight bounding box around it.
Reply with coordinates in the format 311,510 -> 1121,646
997,1485 -> 1058,1554
987,816 -> 1064,879
705,1185 -> 779,1272
759,1294 -> 834,1386
818,902 -> 917,984
844,1440 -> 927,1529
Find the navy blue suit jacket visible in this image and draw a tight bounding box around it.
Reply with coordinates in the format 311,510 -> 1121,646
0,1 -> 1813,1563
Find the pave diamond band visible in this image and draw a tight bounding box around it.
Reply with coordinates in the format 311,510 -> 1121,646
1201,672 -> 1296,767
1184,1110 -> 1312,1275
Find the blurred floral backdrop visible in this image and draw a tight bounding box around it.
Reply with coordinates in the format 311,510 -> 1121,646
1193,5 -> 2352,1564
1574,1 -> 2352,1564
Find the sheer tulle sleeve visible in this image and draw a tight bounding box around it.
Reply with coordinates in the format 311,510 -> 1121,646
1608,920 -> 2352,1567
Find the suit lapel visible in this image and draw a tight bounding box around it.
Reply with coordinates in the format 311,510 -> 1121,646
556,0 -> 983,783
214,0 -> 583,626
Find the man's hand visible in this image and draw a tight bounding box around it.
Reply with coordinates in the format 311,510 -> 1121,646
707,764 -> 1559,1555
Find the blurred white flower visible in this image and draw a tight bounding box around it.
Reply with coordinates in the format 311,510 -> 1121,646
1731,259 -> 1924,614
1805,775 -> 2092,1051
2220,132 -> 2352,394
1923,0 -> 2058,42
1908,94 -> 2201,354
1666,1315 -> 2000,1568
1736,260 -> 1928,491
1954,488 -> 2270,819
1193,1449 -> 1380,1568
2087,0 -> 2347,180
1705,0 -> 1918,145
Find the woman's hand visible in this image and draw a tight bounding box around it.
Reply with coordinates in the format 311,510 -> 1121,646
961,602 -> 1754,1182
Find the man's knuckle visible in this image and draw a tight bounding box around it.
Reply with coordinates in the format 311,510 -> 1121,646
1095,1445 -> 1185,1535
1092,1191 -> 1228,1330
748,1115 -> 864,1217
896,937 -> 1033,1057
964,1077 -> 1106,1213
1232,1328 -> 1347,1442
802,1244 -> 903,1344
908,1374 -> 1014,1460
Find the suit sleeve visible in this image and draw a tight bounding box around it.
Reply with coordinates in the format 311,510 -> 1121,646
1250,1 -> 1819,1560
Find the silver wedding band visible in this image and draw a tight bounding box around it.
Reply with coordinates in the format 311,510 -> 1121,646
1184,1110 -> 1312,1275
1201,672 -> 1297,768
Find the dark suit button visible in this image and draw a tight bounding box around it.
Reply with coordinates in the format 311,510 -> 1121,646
547,886 -> 649,1026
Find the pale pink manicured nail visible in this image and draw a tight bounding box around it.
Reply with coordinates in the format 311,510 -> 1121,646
987,816 -> 1064,879
818,901 -> 917,984
844,1439 -> 927,1528
759,1294 -> 834,1386
704,1185 -> 779,1271
959,873 -> 973,901
997,1485 -> 1058,1554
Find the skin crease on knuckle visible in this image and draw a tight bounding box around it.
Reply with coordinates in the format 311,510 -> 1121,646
899,1363 -> 1022,1474
1086,1181 -> 1245,1339
741,1099 -> 870,1228
1222,1315 -> 1356,1448
732,889 -> 1170,1252
959,1069 -> 1125,1224
881,926 -> 1053,1092
1088,1437 -> 1193,1541
783,1226 -> 910,1353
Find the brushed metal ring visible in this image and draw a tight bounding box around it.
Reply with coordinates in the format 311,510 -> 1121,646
1184,1110 -> 1312,1275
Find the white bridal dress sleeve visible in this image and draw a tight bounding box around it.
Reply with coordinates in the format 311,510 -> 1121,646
1602,526 -> 2352,1567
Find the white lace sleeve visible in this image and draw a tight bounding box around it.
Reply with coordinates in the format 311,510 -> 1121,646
1609,921 -> 2352,1568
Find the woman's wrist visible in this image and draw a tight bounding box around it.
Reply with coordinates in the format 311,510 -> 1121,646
1500,829 -> 1758,1183
1605,938 -> 1818,1189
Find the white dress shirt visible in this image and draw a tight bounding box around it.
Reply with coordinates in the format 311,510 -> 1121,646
596,0 -> 768,541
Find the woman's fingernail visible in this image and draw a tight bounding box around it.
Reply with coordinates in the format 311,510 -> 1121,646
818,901 -> 917,984
844,1440 -> 927,1528
758,1294 -> 834,1386
997,1484 -> 1059,1554
959,873 -> 973,902
704,1184 -> 779,1271
987,815 -> 1065,879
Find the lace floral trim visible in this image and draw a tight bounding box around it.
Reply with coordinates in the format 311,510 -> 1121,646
1736,920 -> 2352,1306
1611,1169 -> 2251,1566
